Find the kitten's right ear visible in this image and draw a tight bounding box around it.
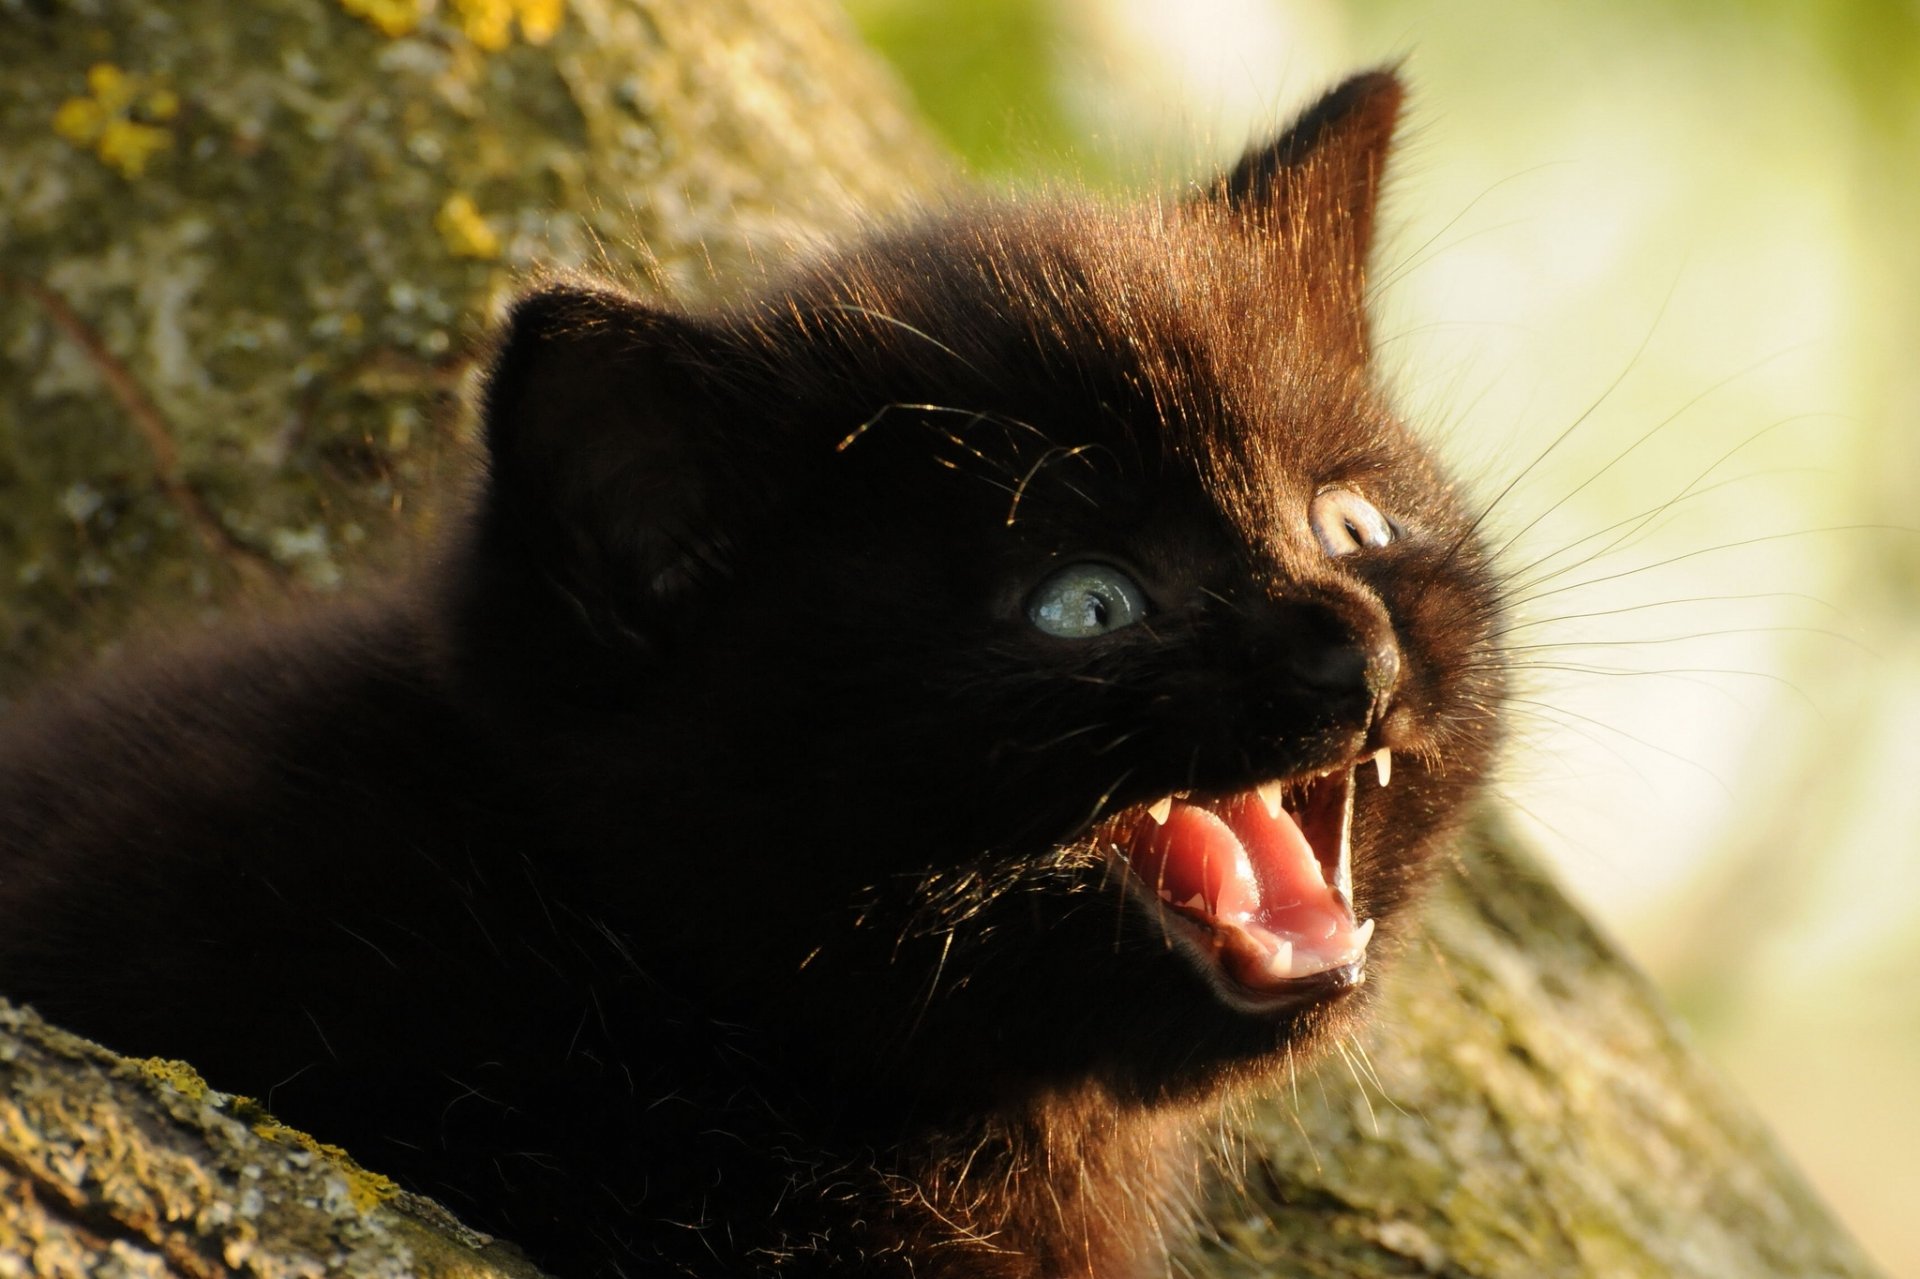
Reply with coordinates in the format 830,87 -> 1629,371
1208,69 -> 1403,252
477,284 -> 744,616
1197,69 -> 1405,360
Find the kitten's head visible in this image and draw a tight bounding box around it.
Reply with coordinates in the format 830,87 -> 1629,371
461,71 -> 1503,1117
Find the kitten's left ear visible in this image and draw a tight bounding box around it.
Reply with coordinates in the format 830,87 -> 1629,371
475,283 -> 760,636
1200,69 -> 1405,357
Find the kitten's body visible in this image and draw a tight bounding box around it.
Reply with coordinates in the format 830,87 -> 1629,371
0,74 -> 1503,1276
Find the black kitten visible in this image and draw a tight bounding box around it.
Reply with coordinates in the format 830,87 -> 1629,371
0,71 -> 1503,1277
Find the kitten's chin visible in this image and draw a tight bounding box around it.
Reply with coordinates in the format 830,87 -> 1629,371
1101,761 -> 1382,1015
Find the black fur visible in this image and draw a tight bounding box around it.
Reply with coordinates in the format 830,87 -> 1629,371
0,72 -> 1503,1276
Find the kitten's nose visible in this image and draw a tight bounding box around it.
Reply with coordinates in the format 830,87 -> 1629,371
1282,607 -> 1401,704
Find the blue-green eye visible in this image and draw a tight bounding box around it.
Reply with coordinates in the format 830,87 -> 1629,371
1026,563 -> 1150,638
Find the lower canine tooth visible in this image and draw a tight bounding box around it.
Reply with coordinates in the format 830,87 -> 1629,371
1147,796 -> 1174,825
1256,780 -> 1285,819
1372,747 -> 1393,788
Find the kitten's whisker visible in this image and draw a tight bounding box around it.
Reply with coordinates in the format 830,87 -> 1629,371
1012,722 -> 1115,753
1332,1041 -> 1379,1137
1507,696 -> 1733,795
1281,1048 -> 1323,1174
1519,525 -> 1913,607
935,424 -> 1007,473
1346,1038 -> 1407,1117
1488,347 -> 1804,563
1006,444 -> 1109,527
1373,162 -> 1569,294
1093,729 -> 1146,757
1376,215 -> 1535,295
1504,416 -> 1828,595
820,302 -> 982,374
905,929 -> 956,1046
1084,767 -> 1139,831
1373,318 -> 1532,350
1196,586 -> 1235,610
1496,705 -> 1660,785
1513,664 -> 1756,712
266,1061 -> 315,1115
1504,624 -> 1869,655
1493,589 -> 1843,636
1510,660 -> 1823,715
1493,469 -> 1777,589
1443,280 -> 1675,566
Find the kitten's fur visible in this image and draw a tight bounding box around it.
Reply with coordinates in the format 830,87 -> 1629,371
0,72 -> 1503,1276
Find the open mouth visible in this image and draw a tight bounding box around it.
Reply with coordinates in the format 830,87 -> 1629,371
1105,747 -> 1392,1010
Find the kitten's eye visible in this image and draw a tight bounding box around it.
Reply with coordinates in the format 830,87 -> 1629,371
1309,488 -> 1394,557
1027,563 -> 1150,638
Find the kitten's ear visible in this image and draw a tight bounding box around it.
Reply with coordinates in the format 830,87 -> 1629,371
1200,69 -> 1404,357
477,284 -> 747,617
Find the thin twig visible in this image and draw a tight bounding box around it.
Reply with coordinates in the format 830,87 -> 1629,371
4,270 -> 274,578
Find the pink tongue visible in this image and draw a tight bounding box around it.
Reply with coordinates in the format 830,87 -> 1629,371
1126,797 -> 1342,942
1128,807 -> 1261,918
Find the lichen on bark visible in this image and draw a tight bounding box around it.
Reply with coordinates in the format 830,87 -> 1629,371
0,0 -> 943,691
0,1000 -> 549,1278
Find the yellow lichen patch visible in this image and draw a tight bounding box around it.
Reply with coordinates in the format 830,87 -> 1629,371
449,0 -> 565,50
95,121 -> 173,178
338,0 -> 426,38
230,1098 -> 401,1215
86,62 -> 136,112
137,1058 -> 213,1104
52,97 -> 107,145
436,192 -> 502,259
52,62 -> 178,179
515,0 -> 564,44
450,0 -> 513,51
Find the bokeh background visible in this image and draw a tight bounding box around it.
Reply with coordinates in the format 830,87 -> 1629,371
842,0 -> 1920,1269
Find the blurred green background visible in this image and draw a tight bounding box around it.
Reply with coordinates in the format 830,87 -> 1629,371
844,0 -> 1919,1269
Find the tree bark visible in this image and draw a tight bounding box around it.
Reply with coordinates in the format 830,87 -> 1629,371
0,2 -> 1884,1276
0,1000 -> 548,1279
0,0 -> 944,691
1186,818 -> 1882,1278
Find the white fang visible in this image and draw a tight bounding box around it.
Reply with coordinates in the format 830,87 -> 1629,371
1256,780 -> 1286,819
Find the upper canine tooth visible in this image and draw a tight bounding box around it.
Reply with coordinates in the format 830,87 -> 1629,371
1372,747 -> 1393,788
1256,780 -> 1285,819
1147,796 -> 1174,825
